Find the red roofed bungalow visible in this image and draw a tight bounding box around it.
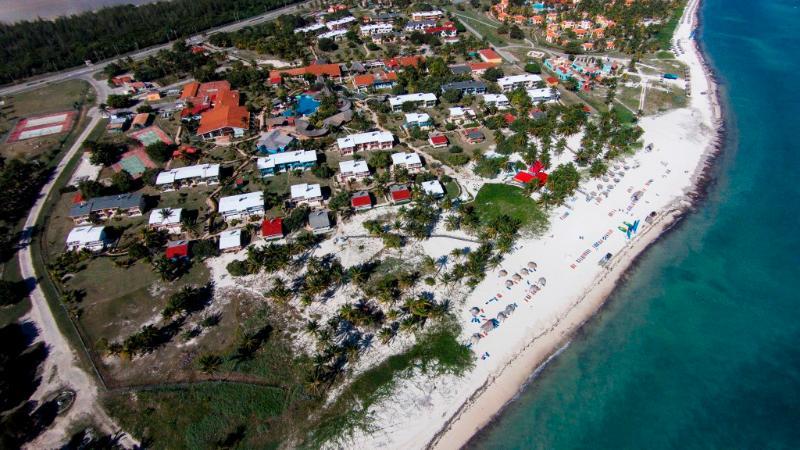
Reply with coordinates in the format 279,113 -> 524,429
165,240 -> 189,259
191,45 -> 206,54
384,55 -> 423,69
429,134 -> 448,148
269,63 -> 343,84
546,77 -> 559,87
478,49 -> 503,64
390,185 -> 412,204
261,218 -> 284,240
351,191 -> 373,211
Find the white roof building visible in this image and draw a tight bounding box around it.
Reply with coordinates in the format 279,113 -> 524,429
318,29 -> 348,40
256,150 -> 317,171
404,112 -> 431,124
392,152 -> 422,167
411,10 -> 444,20
497,74 -> 543,91
339,160 -> 370,177
66,225 -> 107,252
421,180 -> 445,198
325,16 -> 356,29
360,23 -> 394,35
291,183 -> 323,202
219,229 -> 242,251
336,131 -> 394,149
218,192 -> 264,219
294,23 -> 326,34
388,93 -> 438,109
155,163 -> 220,185
448,106 -> 476,119
526,87 -> 559,102
148,208 -> 183,227
482,93 -> 510,108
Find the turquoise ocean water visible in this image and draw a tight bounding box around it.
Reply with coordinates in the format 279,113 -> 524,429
469,0 -> 800,448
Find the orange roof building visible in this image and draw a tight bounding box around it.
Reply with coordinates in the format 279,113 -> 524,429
269,63 -> 343,84
352,71 -> 398,92
478,49 -> 503,65
181,81 -> 249,140
383,55 -> 423,69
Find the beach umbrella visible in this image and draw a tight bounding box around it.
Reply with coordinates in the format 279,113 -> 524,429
505,280 -> 514,288
497,312 -> 508,322
527,261 -> 538,270
520,268 -> 529,275
504,304 -> 517,315
498,269 -> 508,277
512,273 -> 522,281
597,183 -> 603,189
480,321 -> 496,333
470,307 -> 480,316
470,333 -> 482,345
539,277 -> 547,286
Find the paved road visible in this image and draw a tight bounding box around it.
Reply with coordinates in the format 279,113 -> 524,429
16,79 -> 139,447
0,0 -> 312,97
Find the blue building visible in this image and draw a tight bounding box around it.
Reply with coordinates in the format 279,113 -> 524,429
257,150 -> 317,176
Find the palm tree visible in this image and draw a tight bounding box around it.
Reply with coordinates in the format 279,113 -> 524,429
305,320 -> 320,337
450,248 -> 463,262
378,327 -> 396,345
198,354 -> 223,373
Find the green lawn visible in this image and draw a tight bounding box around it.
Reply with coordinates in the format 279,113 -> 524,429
473,183 -> 548,233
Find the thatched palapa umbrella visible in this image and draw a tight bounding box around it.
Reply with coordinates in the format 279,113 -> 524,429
538,277 -> 547,286
480,321 -> 496,333
512,273 -> 522,282
470,307 -> 480,316
504,304 -> 517,315
520,268 -> 529,275
497,312 -> 508,322
470,333 -> 482,345
505,280 -> 514,288
527,261 -> 537,270
498,269 -> 508,277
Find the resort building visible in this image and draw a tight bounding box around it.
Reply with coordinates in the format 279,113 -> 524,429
404,20 -> 437,32
165,240 -> 189,260
447,106 -> 477,124
261,218 -> 284,240
360,23 -> 394,36
256,130 -> 295,154
68,193 -> 145,224
411,10 -> 444,21
497,74 -> 543,92
464,128 -> 486,144
478,49 -> 503,65
350,191 -> 373,211
351,71 -> 398,92
218,192 -> 265,222
403,113 -> 433,130
383,56 -> 424,70
257,150 -> 317,176
429,134 -> 449,148
527,87 -> 560,103
482,93 -> 510,109
308,210 -> 332,234
269,63 -> 343,84
219,229 -> 243,252
336,131 -> 394,154
325,16 -> 356,30
338,160 -> 371,182
388,93 -> 437,112
389,184 -> 412,204
421,180 -> 445,198
392,152 -> 423,173
294,23 -> 326,34
187,82 -> 250,140
155,163 -> 221,191
66,226 -> 108,252
148,208 -> 183,234
318,29 -> 348,41
440,81 -> 487,95
290,183 -> 324,207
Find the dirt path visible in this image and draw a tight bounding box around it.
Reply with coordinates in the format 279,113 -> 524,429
17,78 -> 139,449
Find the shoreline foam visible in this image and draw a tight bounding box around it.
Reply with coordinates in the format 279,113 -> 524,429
426,0 -> 725,448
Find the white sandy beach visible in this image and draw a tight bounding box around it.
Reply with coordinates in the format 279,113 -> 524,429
347,0 -> 723,448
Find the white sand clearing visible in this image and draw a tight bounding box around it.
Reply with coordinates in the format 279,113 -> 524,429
347,0 -> 722,448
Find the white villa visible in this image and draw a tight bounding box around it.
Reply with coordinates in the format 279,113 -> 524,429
218,192 -> 264,222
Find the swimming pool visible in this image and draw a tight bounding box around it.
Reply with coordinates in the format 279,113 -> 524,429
296,95 -> 320,116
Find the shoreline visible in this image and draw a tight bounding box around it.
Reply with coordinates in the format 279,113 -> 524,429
426,0 -> 725,448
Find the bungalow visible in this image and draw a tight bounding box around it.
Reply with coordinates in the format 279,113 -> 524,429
165,240 -> 189,259
318,29 -> 348,41
261,218 -> 284,240
388,93 -> 437,112
448,106 -> 476,124
421,180 -> 445,198
336,131 -> 394,154
391,152 -> 423,173
429,134 -> 449,148
66,226 -> 108,252
148,208 -> 183,234
440,80 -> 487,95
383,55 -> 424,70
411,10 -> 443,21
351,71 -> 398,92
68,193 -> 145,224
351,191 -> 373,211
464,128 -> 486,144
360,23 -> 393,36
482,93 -> 510,110
155,163 -> 220,191
425,24 -> 458,42
581,42 -> 594,52
190,83 -> 250,140
290,183 -> 324,207
389,184 -> 412,204
257,150 -> 317,176
256,130 -> 295,154
478,49 -> 503,65
404,20 -> 437,32
497,74 -> 543,92
403,113 -> 432,130
370,12 -> 401,24
219,229 -> 242,252
468,62 -> 498,74
449,64 -> 471,75
218,191 -> 264,222
308,210 -> 332,234
325,16 -> 356,30
338,159 -> 371,182
527,87 -> 560,103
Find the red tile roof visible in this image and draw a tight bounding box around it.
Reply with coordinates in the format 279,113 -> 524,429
351,193 -> 372,208
384,55 -> 423,69
513,171 -> 535,184
468,62 -> 498,72
353,71 -> 398,88
429,135 -> 448,145
197,104 -> 250,135
391,188 -> 412,202
166,241 -> 189,259
478,49 -> 502,62
269,63 -> 342,83
261,218 -> 284,238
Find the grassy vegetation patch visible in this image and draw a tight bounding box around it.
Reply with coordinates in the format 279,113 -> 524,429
656,0 -> 688,50
473,184 -> 548,233
105,383 -> 288,449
